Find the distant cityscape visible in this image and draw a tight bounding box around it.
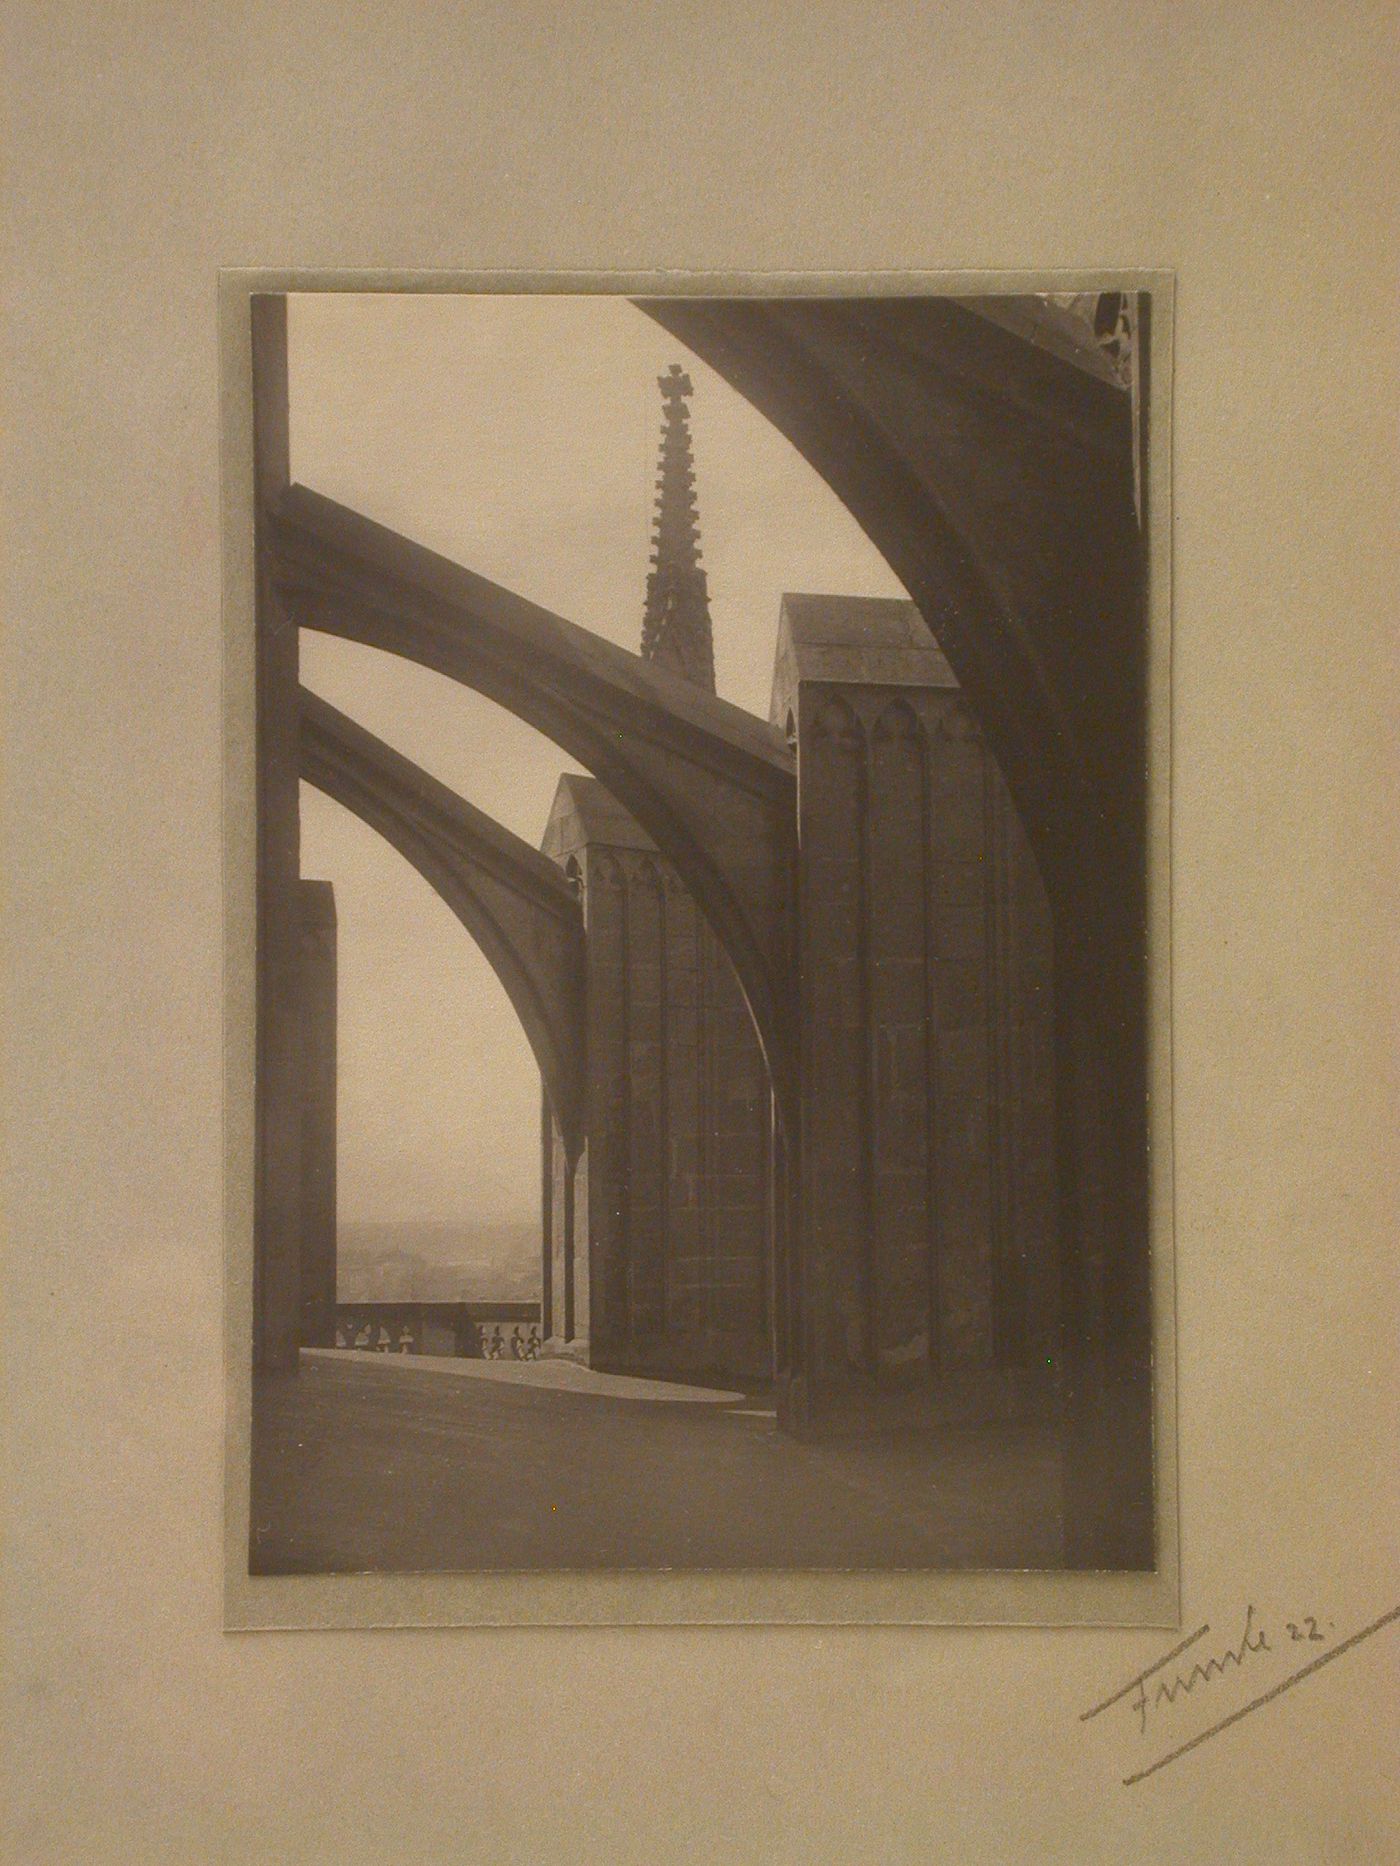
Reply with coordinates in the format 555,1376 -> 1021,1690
336,1219 -> 541,1303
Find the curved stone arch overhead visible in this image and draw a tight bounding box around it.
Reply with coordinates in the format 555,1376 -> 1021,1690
633,293 -> 1146,925
637,293 -> 1156,1566
270,484 -> 799,1126
299,686 -> 588,1163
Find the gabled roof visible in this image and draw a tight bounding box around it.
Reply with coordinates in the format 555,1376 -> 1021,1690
540,772 -> 657,862
769,593 -> 957,729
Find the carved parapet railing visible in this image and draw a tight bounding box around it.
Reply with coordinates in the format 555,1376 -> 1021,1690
331,1301 -> 542,1360
475,1319 -> 544,1362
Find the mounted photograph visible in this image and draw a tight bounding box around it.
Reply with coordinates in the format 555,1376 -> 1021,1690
224,279 -> 1174,1618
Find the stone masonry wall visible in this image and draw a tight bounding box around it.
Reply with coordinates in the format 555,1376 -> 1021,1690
297,879 -> 337,1350
547,837 -> 772,1385
798,681 -> 1056,1413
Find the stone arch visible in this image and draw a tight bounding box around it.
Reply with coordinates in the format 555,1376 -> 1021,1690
299,686 -> 587,1163
270,484 -> 797,1130
636,297 -> 1156,1567
870,695 -> 923,749
811,690 -> 864,752
252,297 -> 1154,1564
634,294 -> 1145,920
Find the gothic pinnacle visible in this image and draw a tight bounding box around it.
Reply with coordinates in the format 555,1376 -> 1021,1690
641,363 -> 716,693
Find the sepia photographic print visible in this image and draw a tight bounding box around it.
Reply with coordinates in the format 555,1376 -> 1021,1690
223,275 -> 1176,1627
14,0 -> 1398,1850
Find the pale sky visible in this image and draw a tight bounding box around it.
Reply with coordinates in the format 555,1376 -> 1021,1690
289,293 -> 906,1228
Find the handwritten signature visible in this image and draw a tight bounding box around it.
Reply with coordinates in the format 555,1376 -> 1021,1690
1081,1601 -> 1399,1786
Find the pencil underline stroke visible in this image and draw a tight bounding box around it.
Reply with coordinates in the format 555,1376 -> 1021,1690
1079,1622 -> 1212,1721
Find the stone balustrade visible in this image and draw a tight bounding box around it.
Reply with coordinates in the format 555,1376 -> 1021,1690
331,1302 -> 541,1361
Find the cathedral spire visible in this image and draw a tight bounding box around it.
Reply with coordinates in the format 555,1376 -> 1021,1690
641,363 -> 716,693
